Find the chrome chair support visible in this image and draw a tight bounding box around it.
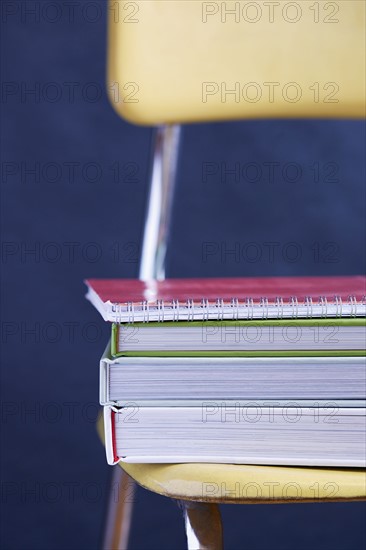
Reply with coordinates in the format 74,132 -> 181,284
102,466 -> 135,550
104,125 -> 185,550
179,500 -> 224,550
139,125 -> 181,281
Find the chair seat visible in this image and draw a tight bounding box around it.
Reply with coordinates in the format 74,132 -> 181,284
97,414 -> 366,504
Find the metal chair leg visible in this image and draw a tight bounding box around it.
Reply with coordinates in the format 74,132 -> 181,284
178,500 -> 224,550
139,125 -> 181,281
103,466 -> 135,550
102,125 -> 181,548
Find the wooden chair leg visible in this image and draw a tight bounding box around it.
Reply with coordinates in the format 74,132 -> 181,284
103,466 -> 135,550
178,500 -> 224,550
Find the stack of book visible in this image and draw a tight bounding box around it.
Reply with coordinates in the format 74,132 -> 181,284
86,276 -> 366,467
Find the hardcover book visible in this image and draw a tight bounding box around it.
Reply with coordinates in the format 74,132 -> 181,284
104,405 -> 366,467
100,345 -> 366,406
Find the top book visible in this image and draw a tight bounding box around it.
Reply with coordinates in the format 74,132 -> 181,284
85,276 -> 366,323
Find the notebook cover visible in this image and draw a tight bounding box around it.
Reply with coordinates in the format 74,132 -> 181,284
86,276 -> 365,306
86,276 -> 366,322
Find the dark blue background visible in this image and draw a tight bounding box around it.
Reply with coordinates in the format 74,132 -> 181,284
1,2 -> 365,549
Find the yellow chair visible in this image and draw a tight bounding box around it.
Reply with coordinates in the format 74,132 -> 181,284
101,1 -> 366,548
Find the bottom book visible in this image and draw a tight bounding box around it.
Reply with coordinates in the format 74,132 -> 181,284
103,404 -> 366,467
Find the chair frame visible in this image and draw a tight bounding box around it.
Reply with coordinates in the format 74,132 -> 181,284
102,125 -> 224,550
100,126 -> 365,549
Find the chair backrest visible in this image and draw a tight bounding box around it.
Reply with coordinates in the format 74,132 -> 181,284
108,0 -> 365,125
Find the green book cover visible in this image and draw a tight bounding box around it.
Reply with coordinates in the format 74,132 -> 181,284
111,318 -> 366,358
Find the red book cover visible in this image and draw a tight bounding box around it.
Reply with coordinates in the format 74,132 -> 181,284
85,276 -> 366,322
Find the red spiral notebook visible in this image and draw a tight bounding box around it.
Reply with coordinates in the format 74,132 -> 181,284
85,276 -> 366,323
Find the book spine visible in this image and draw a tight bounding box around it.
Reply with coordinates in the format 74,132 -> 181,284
111,323 -> 118,356
99,358 -> 109,405
103,406 -> 119,465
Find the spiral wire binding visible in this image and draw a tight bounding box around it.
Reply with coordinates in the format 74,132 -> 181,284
349,295 -> 357,317
260,297 -> 269,319
305,296 -> 313,318
172,299 -> 179,322
290,296 -> 298,319
334,296 -> 342,317
231,298 -> 239,321
141,300 -> 147,323
157,299 -> 164,322
187,299 -> 194,321
202,298 -> 209,321
111,295 -> 366,323
275,297 -> 284,319
216,298 -> 224,320
319,296 -> 327,318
